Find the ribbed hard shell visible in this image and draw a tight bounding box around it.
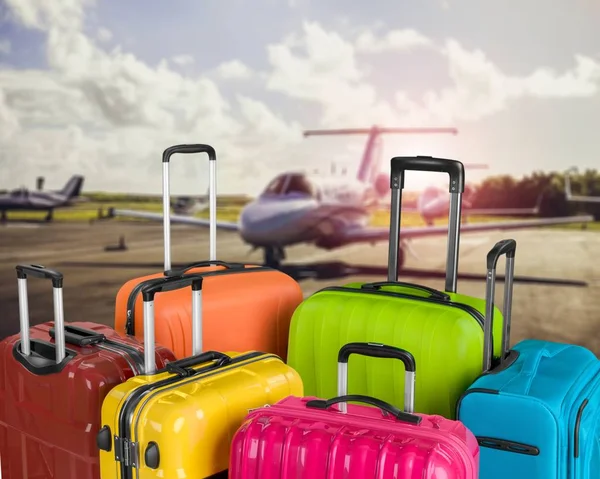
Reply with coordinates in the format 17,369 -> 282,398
0,321 -> 175,479
287,283 -> 504,418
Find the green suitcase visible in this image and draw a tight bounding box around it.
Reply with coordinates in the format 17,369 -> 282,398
287,156 -> 509,419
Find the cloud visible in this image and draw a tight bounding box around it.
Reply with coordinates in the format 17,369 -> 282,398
4,0 -> 93,31
0,0 -> 299,194
265,21 -> 600,126
1,4 -> 599,193
355,28 -> 433,53
0,40 -> 11,54
97,27 -> 112,43
266,21 -> 401,126
215,60 -> 253,80
413,39 -> 600,122
171,54 -> 194,66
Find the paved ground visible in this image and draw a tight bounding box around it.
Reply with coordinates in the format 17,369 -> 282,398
1,220 -> 599,354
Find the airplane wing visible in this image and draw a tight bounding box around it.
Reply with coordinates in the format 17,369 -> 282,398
109,208 -> 240,231
338,215 -> 594,245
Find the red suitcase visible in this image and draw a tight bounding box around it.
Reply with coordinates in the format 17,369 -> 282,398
230,342 -> 479,479
0,264 -> 176,479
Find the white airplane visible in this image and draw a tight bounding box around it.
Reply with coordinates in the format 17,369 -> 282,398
565,168 -> 600,203
109,126 -> 594,268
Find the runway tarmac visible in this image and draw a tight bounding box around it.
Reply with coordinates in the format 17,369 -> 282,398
0,220 -> 599,354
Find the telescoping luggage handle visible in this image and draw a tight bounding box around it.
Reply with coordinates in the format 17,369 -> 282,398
140,274 -> 205,374
388,156 -> 465,293
162,144 -> 217,272
307,342 -> 421,425
482,239 -> 516,372
15,264 -> 66,363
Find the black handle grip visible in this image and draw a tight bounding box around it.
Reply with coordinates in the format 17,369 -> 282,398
16,264 -> 63,288
164,351 -> 231,377
360,281 -> 450,301
162,144 -> 216,163
305,395 -> 422,425
338,342 -> 416,372
49,325 -> 106,347
390,156 -> 465,193
141,275 -> 203,301
486,239 -> 517,270
164,260 -> 245,277
166,351 -> 231,370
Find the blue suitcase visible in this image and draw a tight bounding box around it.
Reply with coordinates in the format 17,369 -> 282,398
457,241 -> 600,478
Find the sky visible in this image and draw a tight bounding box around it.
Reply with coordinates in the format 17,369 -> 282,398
0,0 -> 599,196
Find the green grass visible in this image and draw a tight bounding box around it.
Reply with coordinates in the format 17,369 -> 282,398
5,199 -> 599,231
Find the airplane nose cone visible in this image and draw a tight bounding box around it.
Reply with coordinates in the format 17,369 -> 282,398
238,199 -> 314,246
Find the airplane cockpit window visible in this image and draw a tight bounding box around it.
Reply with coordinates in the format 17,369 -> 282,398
282,174 -> 315,197
10,188 -> 27,197
261,174 -> 288,196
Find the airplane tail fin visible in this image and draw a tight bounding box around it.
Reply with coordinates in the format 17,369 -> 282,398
303,126 -> 458,184
59,175 -> 85,198
565,169 -> 575,200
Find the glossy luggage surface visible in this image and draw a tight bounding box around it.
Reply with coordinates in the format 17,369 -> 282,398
100,274 -> 304,479
457,241 -> 600,479
0,264 -> 175,479
288,156 -> 504,418
113,144 -> 303,360
230,342 -> 479,479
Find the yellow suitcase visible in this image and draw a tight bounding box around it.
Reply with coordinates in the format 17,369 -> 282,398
97,274 -> 303,479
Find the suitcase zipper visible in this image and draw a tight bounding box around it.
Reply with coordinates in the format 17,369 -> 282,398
114,351 -> 272,478
124,266 -> 274,335
319,286 -> 485,327
96,343 -> 141,375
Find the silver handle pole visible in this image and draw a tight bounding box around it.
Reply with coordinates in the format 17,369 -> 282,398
337,362 -> 349,413
191,288 -> 203,355
162,161 -> 171,272
143,300 -> 156,374
208,160 -> 217,261
445,191 -> 462,293
52,286 -> 66,363
17,277 -> 30,356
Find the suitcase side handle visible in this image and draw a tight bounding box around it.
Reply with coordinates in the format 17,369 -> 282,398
162,144 -> 217,272
360,281 -> 450,301
165,351 -> 231,377
387,156 -> 464,293
482,239 -> 517,372
164,260 -> 245,277
306,395 -> 422,425
141,275 -> 204,374
49,325 -> 106,347
15,264 -> 67,364
337,342 -> 416,413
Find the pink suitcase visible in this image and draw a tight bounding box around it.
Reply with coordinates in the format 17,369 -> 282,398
230,342 -> 479,479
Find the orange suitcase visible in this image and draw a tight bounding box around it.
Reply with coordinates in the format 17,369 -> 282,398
114,144 -> 303,360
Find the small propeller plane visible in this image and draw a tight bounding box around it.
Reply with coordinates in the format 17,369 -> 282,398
0,175 -> 85,222
108,126 -> 593,269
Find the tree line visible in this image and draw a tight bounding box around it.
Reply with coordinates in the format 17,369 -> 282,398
470,169 -> 600,220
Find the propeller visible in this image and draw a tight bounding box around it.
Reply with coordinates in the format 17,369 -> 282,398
56,260 -> 588,287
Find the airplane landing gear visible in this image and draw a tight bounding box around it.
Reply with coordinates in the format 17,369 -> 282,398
264,246 -> 286,269
45,209 -> 54,222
